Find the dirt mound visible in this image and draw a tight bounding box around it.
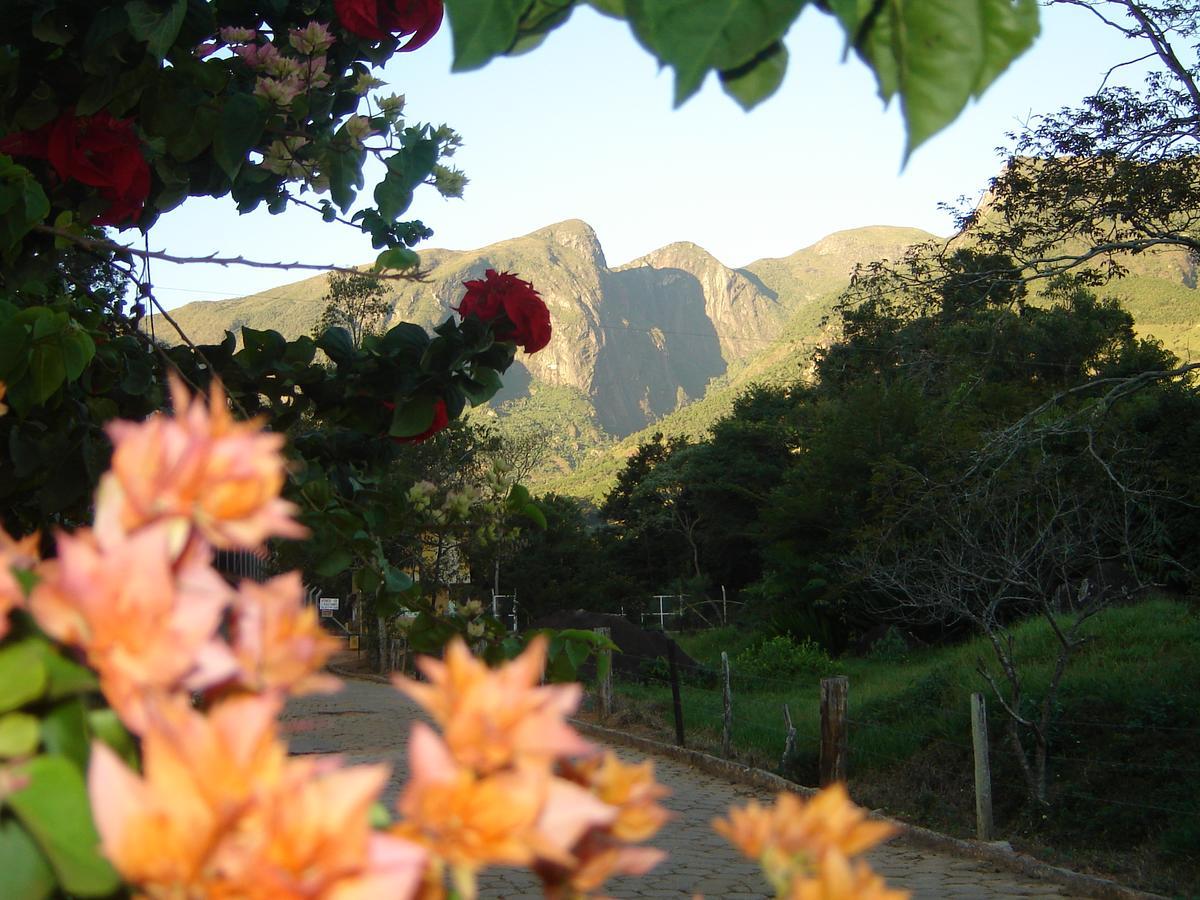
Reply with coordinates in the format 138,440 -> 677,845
530,609 -> 700,677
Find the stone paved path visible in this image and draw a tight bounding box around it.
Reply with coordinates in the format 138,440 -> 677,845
283,677 -> 1077,899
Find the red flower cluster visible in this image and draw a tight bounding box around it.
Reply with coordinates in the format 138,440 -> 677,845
457,269 -> 552,354
0,111 -> 150,227
335,0 -> 443,47
384,397 -> 450,444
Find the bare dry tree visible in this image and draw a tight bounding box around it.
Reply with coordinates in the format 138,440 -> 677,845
854,414 -> 1175,803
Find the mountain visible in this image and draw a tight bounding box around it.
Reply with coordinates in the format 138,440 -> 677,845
160,219 -> 1200,501
164,220 -> 931,437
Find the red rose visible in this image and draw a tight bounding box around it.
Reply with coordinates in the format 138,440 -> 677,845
386,397 -> 450,444
335,0 -> 443,48
456,269 -> 553,354
0,111 -> 150,227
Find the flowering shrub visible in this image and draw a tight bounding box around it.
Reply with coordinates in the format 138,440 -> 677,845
0,379 -> 904,899
715,787 -> 905,899
0,111 -> 151,226
395,458 -> 540,651
390,397 -> 451,444
458,269 -> 553,354
335,0 -> 444,47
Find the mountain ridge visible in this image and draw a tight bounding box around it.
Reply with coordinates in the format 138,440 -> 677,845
160,219 -> 1200,500
164,220 -> 941,437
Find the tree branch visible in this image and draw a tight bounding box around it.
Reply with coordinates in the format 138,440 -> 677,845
34,225 -> 427,281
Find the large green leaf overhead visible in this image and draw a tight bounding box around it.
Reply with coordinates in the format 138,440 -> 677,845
827,0 -> 1040,157
443,0 -> 1040,153
624,0 -> 805,105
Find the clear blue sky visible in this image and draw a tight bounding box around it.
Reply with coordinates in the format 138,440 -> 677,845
148,4 -> 1142,310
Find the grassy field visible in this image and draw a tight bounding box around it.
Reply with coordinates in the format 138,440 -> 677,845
604,599 -> 1200,895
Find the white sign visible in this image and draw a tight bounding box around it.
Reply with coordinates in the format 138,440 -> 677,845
319,597 -> 339,611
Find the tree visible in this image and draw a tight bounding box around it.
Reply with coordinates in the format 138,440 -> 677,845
601,433 -> 693,595
821,261 -> 1200,804
956,1 -> 1200,279
854,404 -> 1177,804
315,270 -> 394,348
500,493 -> 634,623
749,253 -> 1200,645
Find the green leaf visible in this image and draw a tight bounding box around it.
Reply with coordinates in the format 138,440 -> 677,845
300,477 -> 332,509
212,93 -> 267,182
388,394 -> 436,438
626,0 -> 804,105
0,820 -> 56,900
125,0 -> 187,59
238,326 -> 287,369
894,0 -> 986,155
444,0 -> 530,71
353,565 -> 381,594
555,628 -> 618,650
325,147 -> 365,213
59,330 -> 95,382
374,247 -> 419,272
7,755 -> 119,897
462,365 -> 502,406
0,642 -> 47,714
0,319 -> 30,379
118,353 -> 154,395
406,611 -> 458,653
563,635 -> 592,672
38,644 -> 98,700
375,589 -> 411,618
383,564 -> 414,593
719,41 -> 787,109
368,802 -> 392,828
547,648 -> 578,683
31,12 -> 73,45
26,342 -> 66,404
519,501 -> 547,529
827,0 -> 1039,157
509,0 -> 575,54
316,326 -> 356,365
283,335 -> 317,366
379,322 -> 430,356
373,176 -> 413,223
29,309 -> 65,342
975,0 -> 1039,96
40,701 -> 90,770
507,482 -> 533,509
316,548 -> 354,578
0,164 -> 50,250
86,710 -> 137,768
0,713 -> 40,758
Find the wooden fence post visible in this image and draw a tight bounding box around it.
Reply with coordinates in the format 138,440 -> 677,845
721,651 -> 732,757
781,703 -> 798,772
668,641 -> 685,747
376,609 -> 387,675
971,692 -> 995,841
820,676 -> 849,786
595,627 -> 613,721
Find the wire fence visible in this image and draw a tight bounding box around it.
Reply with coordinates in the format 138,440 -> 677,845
338,619 -> 1197,876
589,635 -> 1200,861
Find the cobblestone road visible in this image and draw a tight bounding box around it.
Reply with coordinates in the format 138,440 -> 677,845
283,677 -> 1077,899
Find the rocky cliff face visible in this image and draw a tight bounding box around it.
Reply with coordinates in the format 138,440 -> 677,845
162,220 -> 937,437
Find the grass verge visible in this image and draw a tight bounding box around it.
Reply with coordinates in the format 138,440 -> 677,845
605,598 -> 1200,896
